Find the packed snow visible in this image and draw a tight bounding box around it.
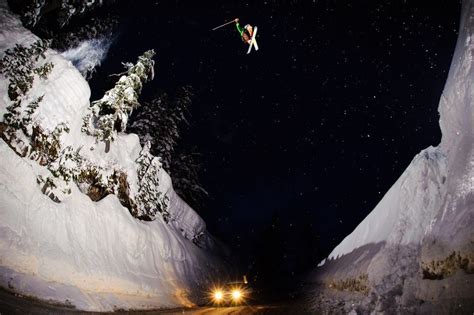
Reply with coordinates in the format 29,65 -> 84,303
325,146 -> 447,261
0,1 -> 224,311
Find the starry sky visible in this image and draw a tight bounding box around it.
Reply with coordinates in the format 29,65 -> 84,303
88,0 -> 461,291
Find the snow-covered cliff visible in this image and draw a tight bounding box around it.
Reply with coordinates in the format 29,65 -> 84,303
309,1 -> 473,313
0,2 -> 225,311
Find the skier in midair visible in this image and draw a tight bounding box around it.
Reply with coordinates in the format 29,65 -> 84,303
234,18 -> 254,44
211,18 -> 258,53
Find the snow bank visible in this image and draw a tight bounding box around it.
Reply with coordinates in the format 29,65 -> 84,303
0,1 -> 223,311
310,0 -> 473,313
0,141 -> 215,310
327,146 -> 447,260
319,0 -> 472,267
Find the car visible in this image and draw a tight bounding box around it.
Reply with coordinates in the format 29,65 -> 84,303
209,276 -> 249,305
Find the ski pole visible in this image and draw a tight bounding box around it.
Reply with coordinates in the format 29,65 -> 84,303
211,18 -> 238,31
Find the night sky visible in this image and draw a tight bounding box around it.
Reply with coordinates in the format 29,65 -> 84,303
88,0 -> 461,290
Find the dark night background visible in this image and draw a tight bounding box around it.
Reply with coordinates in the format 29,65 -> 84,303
85,0 -> 461,295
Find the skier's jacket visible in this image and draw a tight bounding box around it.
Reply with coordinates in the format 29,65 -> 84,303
235,22 -> 245,36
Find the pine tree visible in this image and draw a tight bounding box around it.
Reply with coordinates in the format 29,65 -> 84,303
17,0 -> 46,27
0,40 -> 53,157
22,95 -> 44,133
82,50 -> 155,146
0,39 -> 53,101
129,86 -> 191,170
30,122 -> 70,165
49,145 -> 82,183
129,86 -> 207,209
170,150 -> 208,209
135,141 -> 170,221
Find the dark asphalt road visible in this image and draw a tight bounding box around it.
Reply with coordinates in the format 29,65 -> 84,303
0,289 -> 307,315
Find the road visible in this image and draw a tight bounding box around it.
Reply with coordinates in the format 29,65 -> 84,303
0,289 -> 303,315
151,305 -> 291,314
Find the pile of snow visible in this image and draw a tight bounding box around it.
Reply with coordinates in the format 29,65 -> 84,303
326,146 -> 447,261
320,0 -> 473,266
0,1 -> 224,311
310,0 -> 473,313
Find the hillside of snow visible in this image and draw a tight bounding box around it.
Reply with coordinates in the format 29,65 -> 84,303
0,1 -> 225,311
308,0 -> 473,313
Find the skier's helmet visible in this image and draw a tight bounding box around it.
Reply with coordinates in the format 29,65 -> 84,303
244,24 -> 251,30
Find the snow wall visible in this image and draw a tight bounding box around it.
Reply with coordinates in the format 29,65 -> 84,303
0,2 -> 226,311
308,0 -> 473,314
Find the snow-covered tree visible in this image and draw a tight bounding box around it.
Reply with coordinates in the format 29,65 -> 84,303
75,162 -> 130,203
82,49 -> 155,148
129,86 -> 207,209
14,0 -> 46,28
48,145 -> 82,183
135,141 -> 170,221
170,150 -> 208,210
130,92 -> 176,171
21,95 -> 43,132
0,39 -> 52,101
0,40 -> 53,158
29,122 -> 69,165
37,145 -> 81,199
39,142 -> 135,205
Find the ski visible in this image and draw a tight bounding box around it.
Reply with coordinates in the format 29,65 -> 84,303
247,26 -> 258,54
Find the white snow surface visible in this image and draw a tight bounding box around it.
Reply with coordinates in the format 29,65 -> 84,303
326,147 -> 447,261
0,2 -> 223,311
321,0 -> 473,264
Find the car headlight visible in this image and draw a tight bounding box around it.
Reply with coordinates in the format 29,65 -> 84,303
231,289 -> 242,301
212,289 -> 224,302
